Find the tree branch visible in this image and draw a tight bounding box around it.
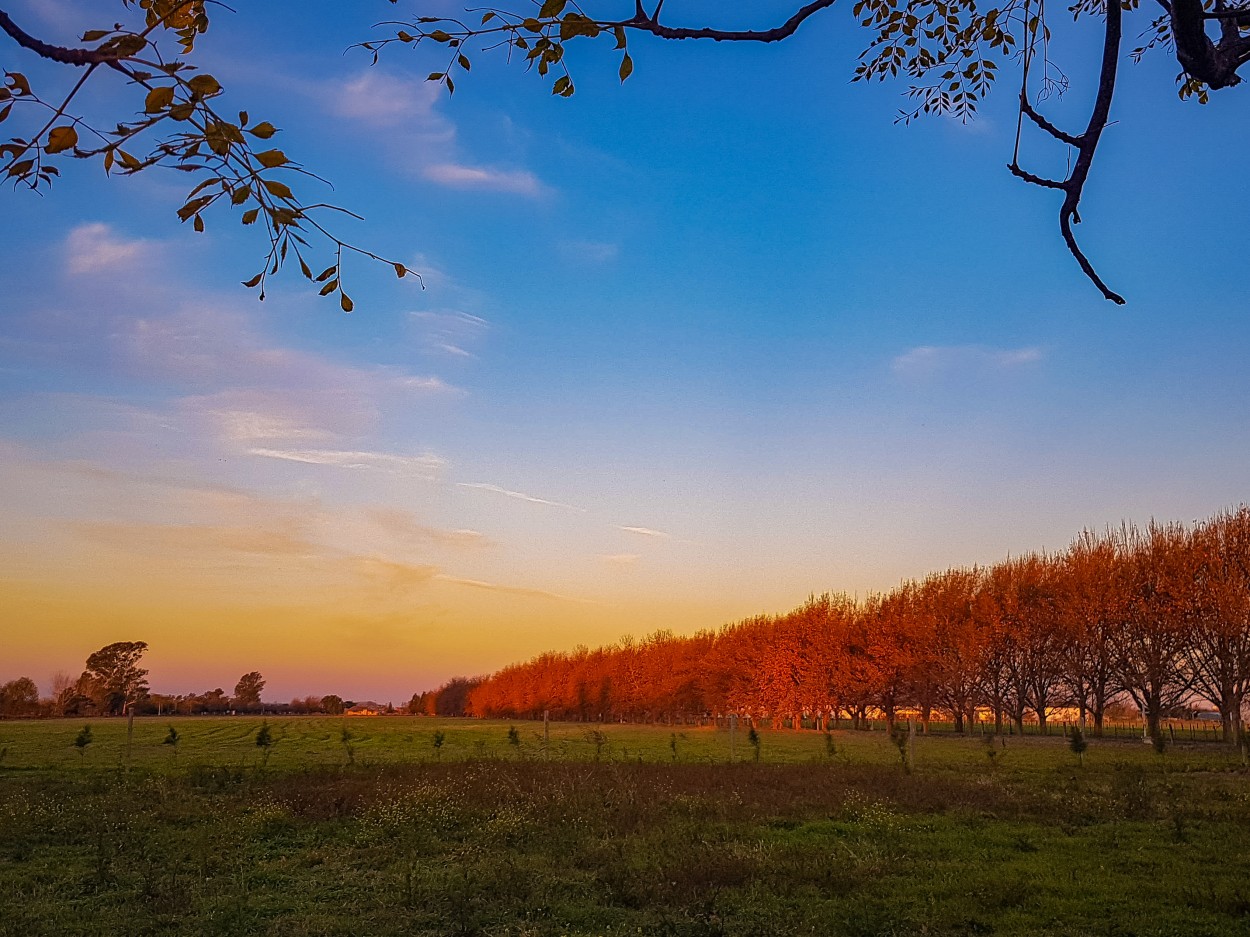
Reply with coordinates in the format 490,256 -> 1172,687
1020,96 -> 1083,146
0,9 -> 124,66
1057,0 -> 1125,305
618,0 -> 838,42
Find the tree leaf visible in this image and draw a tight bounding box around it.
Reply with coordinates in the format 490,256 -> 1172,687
340,292 -> 354,313
46,126 -> 78,154
263,179 -> 294,200
187,74 -> 222,98
619,53 -> 634,82
144,86 -> 175,113
256,149 -> 288,168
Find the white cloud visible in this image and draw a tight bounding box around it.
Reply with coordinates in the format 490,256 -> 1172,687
325,69 -> 545,197
203,408 -> 330,444
457,482 -> 581,511
423,163 -> 544,197
393,375 -> 460,393
618,525 -> 671,539
65,223 -> 144,274
410,309 -> 489,359
248,448 -> 445,478
891,344 -> 1046,377
331,71 -> 452,136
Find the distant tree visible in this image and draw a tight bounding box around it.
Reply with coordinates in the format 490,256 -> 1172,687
321,695 -> 345,716
232,672 -> 266,713
82,641 -> 149,715
0,677 -> 40,717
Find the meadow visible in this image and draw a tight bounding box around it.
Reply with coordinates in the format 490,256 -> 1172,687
2,716 -> 1249,936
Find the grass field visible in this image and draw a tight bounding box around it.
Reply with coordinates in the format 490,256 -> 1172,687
2,716 -> 1249,936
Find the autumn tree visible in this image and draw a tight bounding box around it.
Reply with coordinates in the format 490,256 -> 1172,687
6,0 -> 1250,304
1111,521 -> 1198,740
923,568 -> 991,734
1058,529 -> 1127,735
1186,508 -> 1250,744
0,677 -> 39,717
80,640 -> 149,716
232,671 -> 266,712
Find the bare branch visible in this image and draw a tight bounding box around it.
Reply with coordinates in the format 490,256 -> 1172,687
1056,0 -> 1126,305
1007,162 -> 1067,190
1020,96 -> 1083,146
0,9 -> 125,66
618,0 -> 838,42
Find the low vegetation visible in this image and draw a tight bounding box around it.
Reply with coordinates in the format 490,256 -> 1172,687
2,716 -> 1249,935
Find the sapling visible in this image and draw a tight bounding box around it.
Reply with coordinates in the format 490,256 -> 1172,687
824,732 -> 837,761
162,725 -> 180,761
747,726 -> 761,763
432,729 -> 445,762
255,723 -> 273,767
1069,725 -> 1088,767
507,725 -> 521,757
341,725 -> 356,765
73,725 -> 92,763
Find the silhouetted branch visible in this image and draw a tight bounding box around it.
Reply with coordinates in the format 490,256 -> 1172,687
0,9 -> 126,65
617,0 -> 838,42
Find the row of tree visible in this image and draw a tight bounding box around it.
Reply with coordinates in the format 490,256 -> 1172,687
466,509 -> 1250,745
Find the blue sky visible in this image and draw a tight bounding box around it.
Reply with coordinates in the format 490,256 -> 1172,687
1,0 -> 1248,701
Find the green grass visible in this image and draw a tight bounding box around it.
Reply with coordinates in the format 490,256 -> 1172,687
2,717 -> 1249,935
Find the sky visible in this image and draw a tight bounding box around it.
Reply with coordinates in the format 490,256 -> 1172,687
2,0 -> 1249,703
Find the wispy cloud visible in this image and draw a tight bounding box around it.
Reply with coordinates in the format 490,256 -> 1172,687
891,344 -> 1046,377
457,482 -> 581,511
618,525 -> 671,539
353,556 -> 441,590
434,573 -> 589,603
65,223 -> 144,275
366,507 -> 492,549
410,310 -> 489,360
423,163 -> 545,196
248,448 -> 445,478
331,71 -> 453,135
326,69 -> 545,197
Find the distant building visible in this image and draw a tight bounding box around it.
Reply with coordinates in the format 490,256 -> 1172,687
345,701 -> 384,716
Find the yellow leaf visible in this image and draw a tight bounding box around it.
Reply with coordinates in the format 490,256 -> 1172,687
144,86 -> 175,113
255,149 -> 287,168
263,179 -> 293,200
46,126 -> 78,154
